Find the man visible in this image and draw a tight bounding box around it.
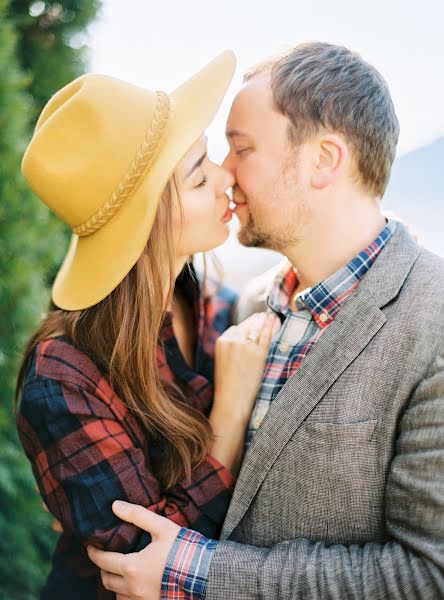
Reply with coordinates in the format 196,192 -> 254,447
88,42 -> 444,599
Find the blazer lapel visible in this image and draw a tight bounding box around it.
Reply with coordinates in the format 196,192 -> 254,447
220,222 -> 420,540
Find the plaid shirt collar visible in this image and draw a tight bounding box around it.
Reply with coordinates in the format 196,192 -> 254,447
267,220 -> 396,328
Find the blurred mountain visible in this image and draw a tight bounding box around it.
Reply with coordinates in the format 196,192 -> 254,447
384,137 -> 444,256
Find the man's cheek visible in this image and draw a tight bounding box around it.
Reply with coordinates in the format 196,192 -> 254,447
240,163 -> 268,194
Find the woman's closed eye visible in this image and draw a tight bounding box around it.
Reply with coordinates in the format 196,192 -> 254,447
195,175 -> 208,188
235,147 -> 251,156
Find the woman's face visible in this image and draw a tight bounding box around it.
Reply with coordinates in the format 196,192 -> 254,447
172,135 -> 235,257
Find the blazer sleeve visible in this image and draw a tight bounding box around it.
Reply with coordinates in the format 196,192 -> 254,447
17,376 -> 235,554
204,348 -> 444,599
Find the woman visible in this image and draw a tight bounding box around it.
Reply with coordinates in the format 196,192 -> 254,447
15,51 -> 275,599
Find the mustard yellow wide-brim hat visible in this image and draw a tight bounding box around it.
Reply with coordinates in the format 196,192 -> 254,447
22,51 -> 236,310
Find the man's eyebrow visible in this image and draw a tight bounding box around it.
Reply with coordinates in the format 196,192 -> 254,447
225,129 -> 251,139
185,152 -> 207,178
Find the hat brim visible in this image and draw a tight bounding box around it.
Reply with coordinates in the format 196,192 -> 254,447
52,50 -> 236,310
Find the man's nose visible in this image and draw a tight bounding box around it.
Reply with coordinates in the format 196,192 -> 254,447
221,152 -> 236,176
220,165 -> 235,191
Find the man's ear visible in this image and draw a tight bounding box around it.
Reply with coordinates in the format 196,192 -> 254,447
311,134 -> 348,190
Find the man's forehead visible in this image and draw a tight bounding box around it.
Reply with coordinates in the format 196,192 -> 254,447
234,73 -> 272,105
226,75 -> 273,136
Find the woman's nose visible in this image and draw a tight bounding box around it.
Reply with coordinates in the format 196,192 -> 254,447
221,151 -> 235,175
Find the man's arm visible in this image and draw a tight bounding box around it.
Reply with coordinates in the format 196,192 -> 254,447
87,348 -> 444,599
205,349 -> 444,599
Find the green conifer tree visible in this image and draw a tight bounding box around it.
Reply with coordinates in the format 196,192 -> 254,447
0,2 -> 101,597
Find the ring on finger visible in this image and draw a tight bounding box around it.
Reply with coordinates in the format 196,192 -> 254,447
246,330 -> 260,343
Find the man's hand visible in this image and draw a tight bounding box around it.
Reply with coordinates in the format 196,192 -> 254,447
87,500 -> 180,600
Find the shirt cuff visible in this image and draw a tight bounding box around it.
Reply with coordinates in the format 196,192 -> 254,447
161,527 -> 218,599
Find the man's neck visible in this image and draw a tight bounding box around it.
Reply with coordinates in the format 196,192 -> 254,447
285,206 -> 387,294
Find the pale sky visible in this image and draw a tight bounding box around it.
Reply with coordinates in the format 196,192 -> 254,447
88,0 -> 444,160
86,0 -> 444,283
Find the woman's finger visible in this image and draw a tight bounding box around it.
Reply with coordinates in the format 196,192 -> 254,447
245,330 -> 260,343
258,312 -> 277,346
41,500 -> 63,532
52,519 -> 63,533
218,325 -> 238,341
235,312 -> 266,333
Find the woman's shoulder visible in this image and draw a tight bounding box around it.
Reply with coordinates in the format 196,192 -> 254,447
18,337 -> 125,432
23,336 -> 105,393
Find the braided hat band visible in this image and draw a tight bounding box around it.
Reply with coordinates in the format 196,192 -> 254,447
73,91 -> 171,237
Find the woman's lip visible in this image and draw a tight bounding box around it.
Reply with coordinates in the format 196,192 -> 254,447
221,207 -> 233,223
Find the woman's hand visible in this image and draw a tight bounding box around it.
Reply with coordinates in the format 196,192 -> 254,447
213,311 -> 277,421
209,311 -> 278,474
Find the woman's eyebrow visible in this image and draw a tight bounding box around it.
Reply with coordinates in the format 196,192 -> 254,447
186,152 -> 207,178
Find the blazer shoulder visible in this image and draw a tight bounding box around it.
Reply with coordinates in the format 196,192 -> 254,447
415,246 -> 444,275
402,248 -> 444,352
411,247 -> 444,300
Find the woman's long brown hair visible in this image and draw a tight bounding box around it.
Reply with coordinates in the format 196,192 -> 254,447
15,182 -> 214,489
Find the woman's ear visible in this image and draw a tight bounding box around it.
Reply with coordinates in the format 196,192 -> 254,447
311,134 -> 348,190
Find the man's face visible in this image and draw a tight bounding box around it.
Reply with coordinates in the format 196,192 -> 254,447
223,74 -> 313,252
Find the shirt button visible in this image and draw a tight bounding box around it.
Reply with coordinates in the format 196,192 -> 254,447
279,341 -> 290,353
319,312 -> 329,323
252,417 -> 263,429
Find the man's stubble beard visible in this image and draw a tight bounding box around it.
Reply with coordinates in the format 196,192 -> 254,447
237,199 -> 309,253
238,211 -> 308,251
237,148 -> 309,252
237,211 -> 271,248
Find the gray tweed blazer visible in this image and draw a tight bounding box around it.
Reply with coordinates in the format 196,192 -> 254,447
206,222 -> 444,599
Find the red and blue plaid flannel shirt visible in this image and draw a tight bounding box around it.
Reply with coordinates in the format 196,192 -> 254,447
16,266 -> 237,600
160,221 -> 395,600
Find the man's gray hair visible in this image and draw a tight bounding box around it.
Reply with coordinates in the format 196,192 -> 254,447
245,42 -> 400,198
